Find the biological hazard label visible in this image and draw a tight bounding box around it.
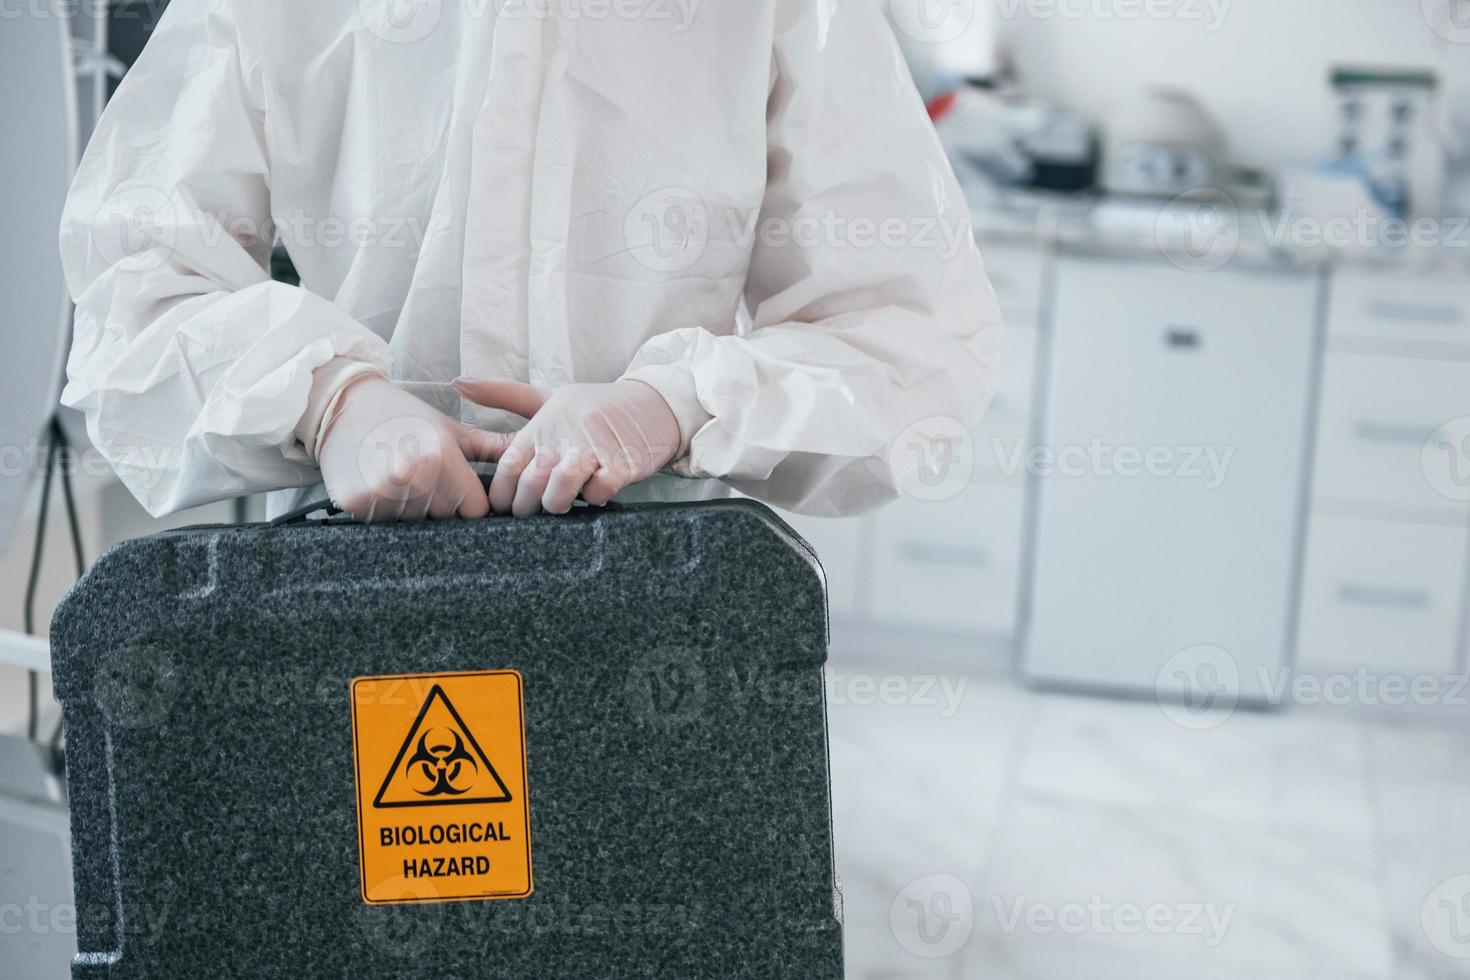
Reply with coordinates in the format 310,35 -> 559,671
350,671 -> 532,905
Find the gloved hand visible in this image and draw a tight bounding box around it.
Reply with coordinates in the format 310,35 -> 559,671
315,375 -> 501,522
452,378 -> 683,516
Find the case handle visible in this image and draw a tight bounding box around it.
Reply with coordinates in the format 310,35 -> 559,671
268,472 -> 621,527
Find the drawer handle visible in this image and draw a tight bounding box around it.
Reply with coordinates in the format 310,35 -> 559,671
1365,300 -> 1463,326
1353,421 -> 1433,446
1166,327 -> 1203,350
1336,583 -> 1431,610
899,541 -> 990,568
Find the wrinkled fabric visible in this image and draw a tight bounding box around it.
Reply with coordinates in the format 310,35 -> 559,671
60,0 -> 1002,518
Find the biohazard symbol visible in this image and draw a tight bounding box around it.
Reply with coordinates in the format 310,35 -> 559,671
406,728 -> 478,797
372,685 -> 512,809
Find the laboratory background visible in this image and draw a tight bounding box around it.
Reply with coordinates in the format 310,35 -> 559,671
4,1 -> 1470,978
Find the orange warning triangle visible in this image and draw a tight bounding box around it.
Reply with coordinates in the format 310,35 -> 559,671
372,685 -> 513,809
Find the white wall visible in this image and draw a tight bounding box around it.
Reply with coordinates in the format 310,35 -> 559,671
996,0 -> 1453,172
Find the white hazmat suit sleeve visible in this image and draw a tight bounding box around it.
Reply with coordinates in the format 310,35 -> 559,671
622,1 -> 1002,517
58,1 -> 392,517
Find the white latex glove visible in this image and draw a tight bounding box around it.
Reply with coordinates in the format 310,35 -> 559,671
315,375 -> 501,523
451,379 -> 683,516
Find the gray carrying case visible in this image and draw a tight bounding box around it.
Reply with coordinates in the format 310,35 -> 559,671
50,500 -> 844,978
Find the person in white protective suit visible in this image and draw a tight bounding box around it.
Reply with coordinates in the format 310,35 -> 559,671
60,0 -> 1002,522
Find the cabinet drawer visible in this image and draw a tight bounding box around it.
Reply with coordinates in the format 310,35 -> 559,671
1297,513 -> 1467,675
1313,351 -> 1470,515
868,485 -> 1026,636
1329,271 -> 1470,347
979,243 -> 1046,317
975,324 -> 1038,483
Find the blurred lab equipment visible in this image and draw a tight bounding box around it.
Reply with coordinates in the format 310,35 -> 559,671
1275,166 -> 1390,227
1101,88 -> 1228,198
1434,4 -> 1470,216
933,86 -> 1099,196
1325,67 -> 1439,219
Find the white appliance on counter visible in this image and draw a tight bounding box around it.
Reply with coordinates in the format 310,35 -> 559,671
1021,256 -> 1322,701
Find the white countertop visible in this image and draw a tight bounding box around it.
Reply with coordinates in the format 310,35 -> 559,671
969,189 -> 1470,276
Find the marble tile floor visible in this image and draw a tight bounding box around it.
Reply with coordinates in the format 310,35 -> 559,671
828,662 -> 1470,980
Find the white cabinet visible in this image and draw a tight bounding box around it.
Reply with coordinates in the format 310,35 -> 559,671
777,241 -> 1470,681
868,483 -> 1027,636
1312,350 -> 1470,517
1298,270 -> 1470,677
1296,514 -> 1467,675
1023,257 -> 1320,700
1327,271 -> 1470,348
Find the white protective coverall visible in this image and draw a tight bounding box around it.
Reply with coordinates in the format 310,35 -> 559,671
60,0 -> 1002,519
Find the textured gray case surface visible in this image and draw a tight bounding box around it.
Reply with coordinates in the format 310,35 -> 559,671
51,501 -> 843,978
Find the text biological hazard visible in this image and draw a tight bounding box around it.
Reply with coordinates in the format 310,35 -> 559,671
351,671 -> 532,904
